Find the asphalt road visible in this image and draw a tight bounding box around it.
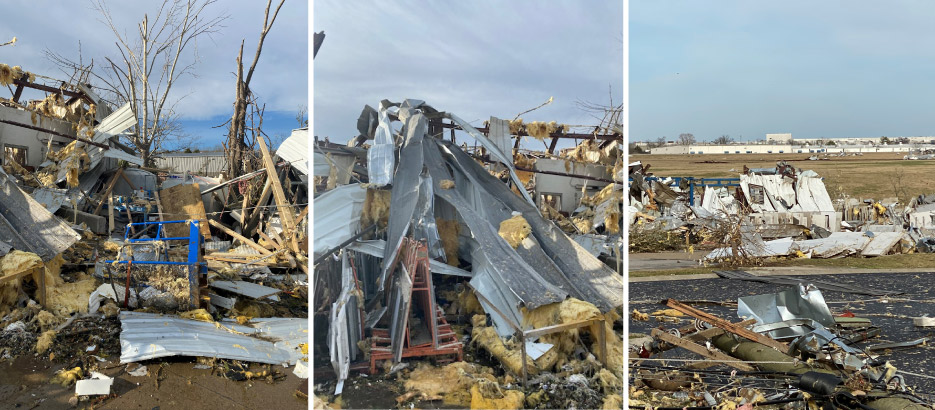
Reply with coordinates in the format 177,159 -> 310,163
629,271 -> 935,398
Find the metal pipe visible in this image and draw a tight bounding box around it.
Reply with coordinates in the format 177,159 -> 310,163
0,118 -> 109,149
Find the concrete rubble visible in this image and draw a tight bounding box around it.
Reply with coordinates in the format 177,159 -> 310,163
0,64 -> 308,406
313,98 -> 623,409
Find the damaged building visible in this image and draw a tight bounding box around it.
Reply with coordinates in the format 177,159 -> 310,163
0,64 -> 309,405
313,99 -> 623,409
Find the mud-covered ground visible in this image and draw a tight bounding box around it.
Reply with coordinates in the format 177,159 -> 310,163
629,271 -> 935,402
0,293 -> 308,409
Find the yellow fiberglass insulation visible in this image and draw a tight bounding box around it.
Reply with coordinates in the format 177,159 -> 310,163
180,308 -> 214,322
604,212 -> 621,234
435,218 -> 461,267
508,118 -> 524,135
498,214 -> 531,249
0,251 -> 43,307
35,329 -> 57,353
51,367 -> 82,387
524,121 -> 559,141
456,287 -> 484,315
470,315 -> 537,377
46,274 -> 98,317
601,394 -> 623,410
0,64 -> 20,87
403,362 -> 496,406
361,189 -> 392,230
469,379 -> 524,410
521,298 -> 624,377
439,179 -> 455,189
36,310 -> 58,329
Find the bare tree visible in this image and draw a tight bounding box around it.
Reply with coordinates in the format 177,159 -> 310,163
48,1 -> 227,167
713,134 -> 734,145
225,0 -> 286,179
677,133 -> 695,145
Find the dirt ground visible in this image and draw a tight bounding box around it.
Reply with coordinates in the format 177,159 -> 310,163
0,355 -> 307,410
632,152 -> 935,200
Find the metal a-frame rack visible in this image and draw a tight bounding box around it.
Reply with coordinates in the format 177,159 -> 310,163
369,238 -> 462,373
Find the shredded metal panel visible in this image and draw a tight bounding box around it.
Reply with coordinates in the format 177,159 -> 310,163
440,140 -> 623,312
0,169 -> 81,261
313,184 -> 366,256
379,112 -> 427,291
119,312 -> 301,365
276,128 -> 309,175
210,280 -> 281,299
423,140 -> 566,311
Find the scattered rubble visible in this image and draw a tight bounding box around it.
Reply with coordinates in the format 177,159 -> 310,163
0,64 -> 308,407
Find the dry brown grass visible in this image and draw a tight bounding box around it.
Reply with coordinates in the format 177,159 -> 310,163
632,152 -> 935,200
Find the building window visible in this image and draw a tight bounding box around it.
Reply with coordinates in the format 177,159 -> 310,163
539,193 -> 562,212
4,145 -> 27,167
724,151 -> 729,154
735,151 -> 740,154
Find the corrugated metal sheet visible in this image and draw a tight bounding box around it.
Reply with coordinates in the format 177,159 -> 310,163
119,311 -> 306,365
277,128 -> 308,175
313,184 -> 366,255
155,153 -> 227,176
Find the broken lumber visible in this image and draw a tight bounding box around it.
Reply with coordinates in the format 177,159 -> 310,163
206,219 -> 272,256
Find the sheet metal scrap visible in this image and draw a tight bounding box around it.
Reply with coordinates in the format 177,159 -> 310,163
0,168 -> 81,261
119,311 -> 306,365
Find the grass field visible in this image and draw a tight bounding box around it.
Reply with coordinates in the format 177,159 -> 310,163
631,152 -> 935,201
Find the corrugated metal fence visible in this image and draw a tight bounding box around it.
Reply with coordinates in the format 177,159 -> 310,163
155,153 -> 227,176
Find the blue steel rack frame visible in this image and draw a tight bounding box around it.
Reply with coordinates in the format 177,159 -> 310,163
104,220 -> 206,308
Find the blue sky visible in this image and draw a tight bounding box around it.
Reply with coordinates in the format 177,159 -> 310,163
0,1 -> 307,150
313,0 -> 623,151
631,1 -> 935,142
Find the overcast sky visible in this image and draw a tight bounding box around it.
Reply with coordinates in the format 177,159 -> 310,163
1,0 -> 307,149
313,0 -> 623,150
631,1 -> 935,143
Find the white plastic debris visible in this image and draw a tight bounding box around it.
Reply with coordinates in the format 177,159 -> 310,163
89,284 -> 136,314
4,321 -> 25,332
914,316 -> 935,327
75,372 -> 113,396
127,365 -> 148,377
293,360 -> 308,379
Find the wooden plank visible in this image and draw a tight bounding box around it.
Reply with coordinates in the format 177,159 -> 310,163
244,177 -> 273,237
523,318 -> 598,339
159,183 -> 211,240
257,138 -> 297,251
203,255 -> 275,265
93,168 -> 123,215
664,299 -> 788,352
257,231 -> 281,250
651,329 -> 755,371
108,196 -> 114,233
153,190 -> 165,223
206,219 -> 272,255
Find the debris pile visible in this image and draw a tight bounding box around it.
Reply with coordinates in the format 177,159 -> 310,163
630,280 -> 934,408
313,99 -> 623,408
628,160 -> 935,262
0,64 -> 308,405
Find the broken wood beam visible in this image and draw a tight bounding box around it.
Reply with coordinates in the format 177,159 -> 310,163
257,138 -> 297,252
206,219 -> 272,256
663,298 -> 789,352
93,169 -> 124,215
